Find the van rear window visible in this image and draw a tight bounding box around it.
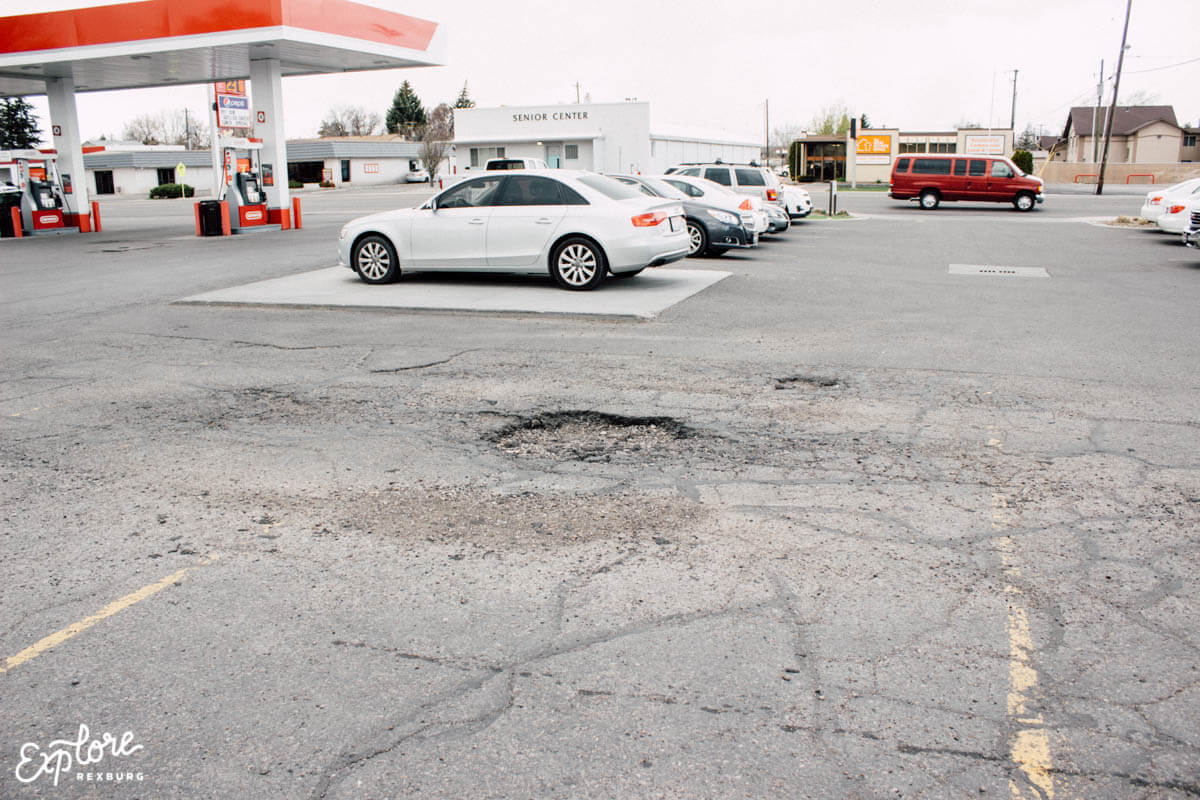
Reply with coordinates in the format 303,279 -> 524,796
912,158 -> 952,175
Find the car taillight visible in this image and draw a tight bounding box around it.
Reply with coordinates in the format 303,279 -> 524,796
738,199 -> 753,210
1167,205 -> 1186,214
631,210 -> 667,227
1150,196 -> 1163,204
766,189 -> 777,201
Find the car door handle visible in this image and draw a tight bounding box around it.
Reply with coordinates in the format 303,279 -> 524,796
469,218 -> 485,225
535,217 -> 552,224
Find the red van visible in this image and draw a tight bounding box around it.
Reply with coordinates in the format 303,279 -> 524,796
889,155 -> 1044,211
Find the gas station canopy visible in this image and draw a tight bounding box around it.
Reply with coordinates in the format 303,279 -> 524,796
0,0 -> 445,95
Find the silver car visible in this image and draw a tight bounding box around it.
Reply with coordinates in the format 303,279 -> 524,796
338,170 -> 689,291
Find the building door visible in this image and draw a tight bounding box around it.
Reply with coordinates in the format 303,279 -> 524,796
545,143 -> 562,168
94,170 -> 115,195
341,160 -> 351,182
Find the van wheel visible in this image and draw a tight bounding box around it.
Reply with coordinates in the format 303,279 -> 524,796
919,190 -> 940,210
1013,192 -> 1035,212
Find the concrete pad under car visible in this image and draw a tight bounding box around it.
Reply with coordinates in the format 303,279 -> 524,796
178,266 -> 731,319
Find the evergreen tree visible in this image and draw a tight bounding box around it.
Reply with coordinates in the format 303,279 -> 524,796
453,82 -> 476,109
386,81 -> 426,137
0,96 -> 42,148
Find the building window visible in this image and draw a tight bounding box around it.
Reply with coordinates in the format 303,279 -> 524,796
469,147 -> 507,168
899,142 -> 927,154
156,167 -> 175,185
930,142 -> 956,153
1185,135 -> 1197,147
565,144 -> 579,160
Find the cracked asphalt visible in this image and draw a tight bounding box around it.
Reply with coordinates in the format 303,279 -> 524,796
2,186 -> 1198,799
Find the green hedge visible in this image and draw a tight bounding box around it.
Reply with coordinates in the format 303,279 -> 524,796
288,179 -> 303,189
149,183 -> 195,199
1011,150 -> 1034,174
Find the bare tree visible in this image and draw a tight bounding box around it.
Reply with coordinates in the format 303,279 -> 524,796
808,103 -> 851,136
122,114 -> 166,145
317,105 -> 381,138
163,109 -> 208,150
417,103 -> 454,181
770,123 -> 807,152
1119,89 -> 1161,106
343,106 -> 381,136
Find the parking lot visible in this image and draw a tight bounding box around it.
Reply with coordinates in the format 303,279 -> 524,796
2,185 -> 1199,799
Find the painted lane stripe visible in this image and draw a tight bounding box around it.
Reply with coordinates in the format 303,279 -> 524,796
991,480 -> 1055,799
1,556 -> 217,674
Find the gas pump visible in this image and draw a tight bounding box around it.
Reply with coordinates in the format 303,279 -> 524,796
0,149 -> 70,236
218,137 -> 267,231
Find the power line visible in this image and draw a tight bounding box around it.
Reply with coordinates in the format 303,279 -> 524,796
1123,55 -> 1200,75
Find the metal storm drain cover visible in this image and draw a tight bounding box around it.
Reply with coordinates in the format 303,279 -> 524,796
949,264 -> 1049,278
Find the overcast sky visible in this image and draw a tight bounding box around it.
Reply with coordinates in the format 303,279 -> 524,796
12,0 -> 1200,144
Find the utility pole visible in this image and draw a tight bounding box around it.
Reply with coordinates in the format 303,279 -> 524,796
764,98 -> 769,167
1009,69 -> 1018,131
1097,0 -> 1132,196
184,107 -> 190,150
1092,60 -> 1103,163
574,82 -> 580,104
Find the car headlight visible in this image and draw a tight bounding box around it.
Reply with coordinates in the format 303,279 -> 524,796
705,209 -> 738,225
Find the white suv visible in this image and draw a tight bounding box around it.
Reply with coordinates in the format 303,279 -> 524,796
667,163 -> 785,208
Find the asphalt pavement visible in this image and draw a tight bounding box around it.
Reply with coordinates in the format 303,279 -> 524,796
1,184 -> 1198,799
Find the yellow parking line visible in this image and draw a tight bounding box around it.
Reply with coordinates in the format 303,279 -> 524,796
992,486 -> 1055,799
1,556 -> 217,674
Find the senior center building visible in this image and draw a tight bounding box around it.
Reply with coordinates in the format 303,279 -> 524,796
453,101 -> 760,175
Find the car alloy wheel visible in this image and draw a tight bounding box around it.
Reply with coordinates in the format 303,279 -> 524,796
353,234 -> 399,284
550,237 -> 605,291
686,220 -> 707,256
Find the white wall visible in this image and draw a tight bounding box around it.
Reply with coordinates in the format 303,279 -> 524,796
455,102 -> 651,173
650,138 -> 760,174
91,166 -> 216,196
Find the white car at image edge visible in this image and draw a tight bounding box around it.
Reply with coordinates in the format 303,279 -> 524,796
1139,177 -> 1200,222
338,170 -> 689,291
1155,179 -> 1200,234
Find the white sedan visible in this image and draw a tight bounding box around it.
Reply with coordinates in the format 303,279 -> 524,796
1139,177 -> 1200,222
338,170 -> 689,290
658,174 -> 770,235
1156,180 -> 1200,234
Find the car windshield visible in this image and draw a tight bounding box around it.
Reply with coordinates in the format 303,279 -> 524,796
576,174 -> 645,201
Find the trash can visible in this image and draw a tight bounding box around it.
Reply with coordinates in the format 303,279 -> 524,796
198,200 -> 224,236
0,190 -> 20,238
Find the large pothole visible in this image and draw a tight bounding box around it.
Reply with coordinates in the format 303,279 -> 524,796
486,410 -> 698,463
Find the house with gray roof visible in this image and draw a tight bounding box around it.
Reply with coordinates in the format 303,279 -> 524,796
1057,105 -> 1186,164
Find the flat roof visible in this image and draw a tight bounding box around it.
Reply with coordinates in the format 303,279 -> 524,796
0,0 -> 444,95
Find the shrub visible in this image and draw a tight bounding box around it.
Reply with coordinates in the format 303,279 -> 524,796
320,180 -> 335,188
288,179 -> 302,189
148,183 -> 195,199
1011,149 -> 1034,174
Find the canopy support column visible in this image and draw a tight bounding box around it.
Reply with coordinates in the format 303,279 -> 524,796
45,76 -> 91,230
250,58 -> 291,227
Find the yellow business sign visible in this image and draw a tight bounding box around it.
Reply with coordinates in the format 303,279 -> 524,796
856,135 -> 891,155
